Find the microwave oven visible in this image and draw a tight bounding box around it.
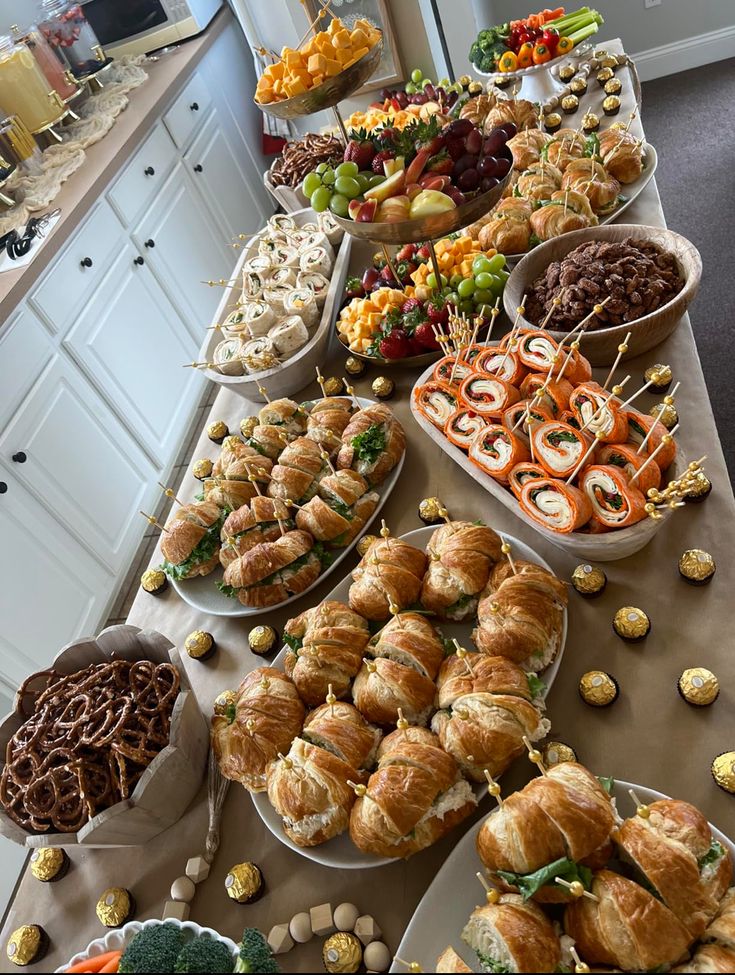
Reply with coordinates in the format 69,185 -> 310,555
81,0 -> 224,59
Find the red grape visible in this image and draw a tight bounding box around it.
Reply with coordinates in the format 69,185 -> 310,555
458,168 -> 480,191
446,118 -> 474,138
478,156 -> 499,177
495,157 -> 511,178
483,131 -> 505,156
465,128 -> 483,155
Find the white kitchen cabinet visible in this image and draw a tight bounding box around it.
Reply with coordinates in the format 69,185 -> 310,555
132,165 -> 232,337
107,122 -> 178,227
0,355 -> 158,575
64,242 -> 204,468
185,109 -> 264,241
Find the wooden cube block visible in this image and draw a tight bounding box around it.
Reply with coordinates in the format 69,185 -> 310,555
354,914 -> 382,946
163,900 -> 190,922
185,856 -> 210,885
267,923 -> 293,955
310,903 -> 335,937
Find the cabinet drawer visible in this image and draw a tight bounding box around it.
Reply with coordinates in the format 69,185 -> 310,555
163,71 -> 211,149
29,199 -> 124,334
107,123 -> 177,226
0,307 -> 54,430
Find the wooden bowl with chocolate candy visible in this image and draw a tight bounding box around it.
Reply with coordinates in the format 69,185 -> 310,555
0,624 -> 208,848
503,224 -> 702,366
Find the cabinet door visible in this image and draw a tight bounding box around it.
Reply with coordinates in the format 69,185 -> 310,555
133,166 -> 232,337
0,466 -> 114,689
185,109 -> 264,241
0,356 -> 158,574
64,242 -> 204,468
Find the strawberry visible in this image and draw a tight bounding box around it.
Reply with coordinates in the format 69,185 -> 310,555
396,243 -> 417,262
343,276 -> 365,301
379,327 -> 411,359
344,139 -> 375,171
401,296 -> 422,315
371,149 -> 395,174
426,151 -> 453,175
380,264 -> 398,284
426,296 -> 450,325
414,320 -> 441,350
417,244 -> 431,260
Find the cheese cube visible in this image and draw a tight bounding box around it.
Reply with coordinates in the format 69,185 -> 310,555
311,73 -> 324,86
332,28 -> 352,49
367,312 -> 382,327
269,60 -> 285,80
350,28 -> 368,48
335,46 -> 352,64
351,46 -> 370,62
328,17 -> 343,34
324,58 -> 342,77
284,49 -> 304,69
283,77 -> 307,97
307,52 -> 327,74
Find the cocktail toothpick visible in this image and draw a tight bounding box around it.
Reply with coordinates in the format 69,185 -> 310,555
615,377 -> 657,412
453,639 -> 475,676
497,294 -> 527,371
539,296 -> 562,331
246,719 -> 256,737
522,735 -> 547,774
500,540 -> 517,574
343,380 -> 360,411
363,656 -> 377,674
555,876 -> 599,901
578,376 -> 631,433
394,958 -> 423,973
139,511 -> 169,533
315,367 -> 327,398
320,449 -> 337,474
326,683 -> 336,717
183,360 -> 214,369
157,482 -> 183,506
630,425 -> 678,483
602,331 -> 631,390
396,707 -> 409,730
566,430 -> 605,483
483,769 -> 504,805
570,945 -> 591,974
553,339 -> 580,385
635,382 -> 680,454
628,787 -> 650,818
476,871 -> 501,904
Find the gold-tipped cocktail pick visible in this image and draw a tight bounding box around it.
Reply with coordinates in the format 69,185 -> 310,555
578,376 -> 631,434
570,945 -> 591,974
522,735 -> 547,775
635,381 -> 680,454
539,295 -> 562,331
555,877 -> 599,903
630,426 -> 679,485
497,294 -> 527,371
394,959 -> 423,973
315,367 -> 327,398
139,511 -> 169,533
453,639 -> 475,676
601,331 -> 631,390
476,871 -> 501,904
157,482 -> 183,506
500,539 -> 517,574
483,769 -> 504,805
326,683 -> 336,718
628,787 -> 650,818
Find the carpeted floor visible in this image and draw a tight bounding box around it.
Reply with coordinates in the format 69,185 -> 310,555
641,58 -> 735,482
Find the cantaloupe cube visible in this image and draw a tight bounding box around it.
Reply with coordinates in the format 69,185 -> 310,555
307,52 -> 326,74
332,28 -> 351,49
350,28 -> 368,48
324,58 -> 341,77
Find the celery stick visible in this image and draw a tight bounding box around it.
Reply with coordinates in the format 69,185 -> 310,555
569,22 -> 601,44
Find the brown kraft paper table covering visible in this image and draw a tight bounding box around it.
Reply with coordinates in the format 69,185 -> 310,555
2,49 -> 734,974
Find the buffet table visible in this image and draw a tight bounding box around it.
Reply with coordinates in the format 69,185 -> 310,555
2,55 -> 734,975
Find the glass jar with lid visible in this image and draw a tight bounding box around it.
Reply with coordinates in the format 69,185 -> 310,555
37,1 -> 105,80
12,23 -> 80,102
0,35 -> 68,135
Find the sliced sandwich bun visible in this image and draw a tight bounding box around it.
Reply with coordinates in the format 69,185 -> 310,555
435,946 -> 472,972
461,894 -> 562,974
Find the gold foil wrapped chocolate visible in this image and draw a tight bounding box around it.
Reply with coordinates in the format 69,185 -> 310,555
192,458 -> 214,481
458,74 -> 472,88
600,55 -> 618,70
248,625 -> 278,655
561,94 -> 579,114
596,67 -> 614,86
240,416 -> 258,438
6,926 -> 47,967
602,95 -> 621,116
225,861 -> 263,903
30,847 -> 68,882
184,630 -> 216,660
678,667 -> 719,706
322,932 -> 363,973
542,741 -> 577,766
679,549 -> 715,585
357,534 -> 378,557
345,355 -> 366,377
494,73 -> 512,89
323,376 -> 345,397
684,471 -> 712,503
140,568 -> 167,595
613,606 -> 650,641
644,363 -> 672,391
570,77 -> 587,95
207,420 -> 229,443
95,887 -> 134,927
579,671 -> 619,707
582,112 -> 600,133
712,752 -> 735,794
468,80 -> 483,95
544,112 -> 562,133
214,689 -> 237,719
651,402 -> 678,429
371,376 -> 395,400
418,497 -> 446,525
558,65 -> 576,82
571,563 -> 607,597
604,78 -> 623,96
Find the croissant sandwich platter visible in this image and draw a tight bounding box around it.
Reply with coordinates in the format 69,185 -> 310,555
161,395 -> 405,617
392,766 -> 735,974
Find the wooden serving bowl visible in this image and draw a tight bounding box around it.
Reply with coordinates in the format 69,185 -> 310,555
0,624 -> 208,848
503,224 -> 702,367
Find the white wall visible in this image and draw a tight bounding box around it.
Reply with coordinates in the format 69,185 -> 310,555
0,0 -> 34,35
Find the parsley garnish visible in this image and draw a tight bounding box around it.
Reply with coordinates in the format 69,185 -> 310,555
216,582 -> 238,598
351,423 -> 386,465
699,839 -> 724,869
597,775 -> 615,794
283,632 -> 303,653
526,673 -> 547,699
162,513 -> 224,580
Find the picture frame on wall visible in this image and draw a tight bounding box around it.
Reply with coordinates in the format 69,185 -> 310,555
302,0 -> 404,92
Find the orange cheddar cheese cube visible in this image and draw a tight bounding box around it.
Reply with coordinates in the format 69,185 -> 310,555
350,28 -> 369,48
307,52 -> 327,74
332,28 -> 352,48
324,58 -> 342,77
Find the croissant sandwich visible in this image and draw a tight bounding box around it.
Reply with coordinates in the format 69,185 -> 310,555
219,496 -> 292,568
337,403 -> 406,486
435,947 -> 472,973
284,600 -> 370,706
212,435 -> 273,481
221,529 -> 323,607
516,161 -> 562,204
598,127 -> 644,184
432,654 -> 550,782
302,701 -> 382,772
246,422 -> 290,459
306,396 -> 354,451
561,158 -> 621,214
349,726 -> 477,858
211,667 -> 305,792
268,436 -> 327,502
544,128 -> 586,170
477,762 -> 616,902
295,489 -> 379,548
507,128 -> 549,171
420,521 -> 502,620
461,895 -> 563,974
484,98 -> 539,133
528,189 -> 598,242
257,396 -> 307,436
478,197 -> 533,255
160,499 -> 223,579
675,888 -> 735,972
201,476 -> 256,512
349,537 -> 427,620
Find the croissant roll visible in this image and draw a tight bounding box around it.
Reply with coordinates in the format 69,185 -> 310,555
337,403 -> 406,486
598,127 -> 644,183
484,98 -> 539,132
569,382 -> 629,443
596,443 -> 662,493
532,420 -> 592,479
516,161 -> 563,203
277,436 -> 325,478
219,499 -> 289,567
459,374 -> 521,418
473,579 -> 565,670
519,477 -> 593,533
413,380 -> 459,429
318,469 -> 369,507
368,612 -> 446,680
462,898 -> 562,975
478,198 -> 533,255
432,356 -> 474,387
507,127 -> 549,170
420,522 -> 502,620
248,422 -> 290,458
502,400 -> 553,449
444,407 -> 487,450
267,464 -> 314,502
545,128 -> 586,170
528,190 -> 599,241
519,372 -> 574,417
674,944 -> 735,973
626,410 -> 677,471
469,424 -> 531,484
484,558 -> 569,606
213,439 -> 274,479
700,887 -> 735,950
474,347 -> 528,386
303,701 -> 382,772
258,397 -> 307,435
306,397 -> 353,451
202,477 -> 256,513
351,655 -> 436,727
579,464 -> 648,528
561,158 -> 621,214
508,461 -> 547,499
349,537 -> 427,620
564,869 -> 691,972
295,496 -> 352,541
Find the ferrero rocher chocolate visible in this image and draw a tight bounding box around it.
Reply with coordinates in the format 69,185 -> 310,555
644,363 -> 672,392
712,752 -> 735,794
30,847 -> 69,882
213,689 -> 237,718
371,375 -> 395,400
570,77 -> 588,95
561,94 -> 579,114
418,497 -> 446,526
603,95 -> 621,116
579,671 -> 619,707
558,64 -> 576,82
225,861 -> 264,904
322,932 -> 363,973
357,534 -> 378,557
613,606 -> 651,641
651,402 -> 678,429
582,112 -> 600,133
458,74 -> 472,88
185,630 -> 216,661
544,112 -> 562,134
95,887 -> 135,927
678,667 -> 719,707
571,563 -> 607,597
344,355 -> 366,377
6,926 -> 48,967
240,416 -> 258,439
596,67 -> 614,86
468,80 -> 483,95
678,549 -> 716,585
494,73 -> 512,89
542,741 -> 578,766
604,78 -> 623,96
207,420 -> 229,444
140,568 -> 167,595
323,376 -> 345,397
600,54 -> 618,70
248,625 -> 278,656
192,458 -> 214,481
683,471 -> 712,504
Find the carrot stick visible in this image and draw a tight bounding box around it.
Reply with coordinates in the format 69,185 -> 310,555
66,951 -> 121,973
99,955 -> 122,974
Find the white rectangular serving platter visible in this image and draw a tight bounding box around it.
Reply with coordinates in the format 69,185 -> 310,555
251,523 -> 567,869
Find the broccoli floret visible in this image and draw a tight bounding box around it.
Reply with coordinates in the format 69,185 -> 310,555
234,929 -> 280,974
469,41 -> 481,65
119,923 -> 185,973
174,935 -> 234,973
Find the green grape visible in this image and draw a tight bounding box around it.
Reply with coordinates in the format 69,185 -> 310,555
449,273 -> 463,288
496,268 -> 510,283
457,277 -> 476,298
474,271 -> 493,290
426,272 -> 448,289
328,193 -> 350,217
404,81 -> 417,94
336,161 -> 359,178
334,176 -> 360,198
445,291 -> 460,307
411,67 -> 423,83
315,162 -> 329,175
421,77 -> 433,89
310,186 -> 332,212
321,167 -> 336,186
441,285 -> 452,295
476,303 -> 494,317
302,172 -> 322,197
438,77 -> 450,88
486,254 -> 507,273
474,287 -> 493,305
459,298 -> 475,314
488,274 -> 504,296
355,173 -> 371,193
472,255 -> 493,275
368,174 -> 386,187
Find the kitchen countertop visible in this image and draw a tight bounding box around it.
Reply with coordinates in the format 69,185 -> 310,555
0,6 -> 232,323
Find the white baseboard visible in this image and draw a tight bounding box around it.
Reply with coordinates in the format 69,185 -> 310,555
632,23 -> 735,82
